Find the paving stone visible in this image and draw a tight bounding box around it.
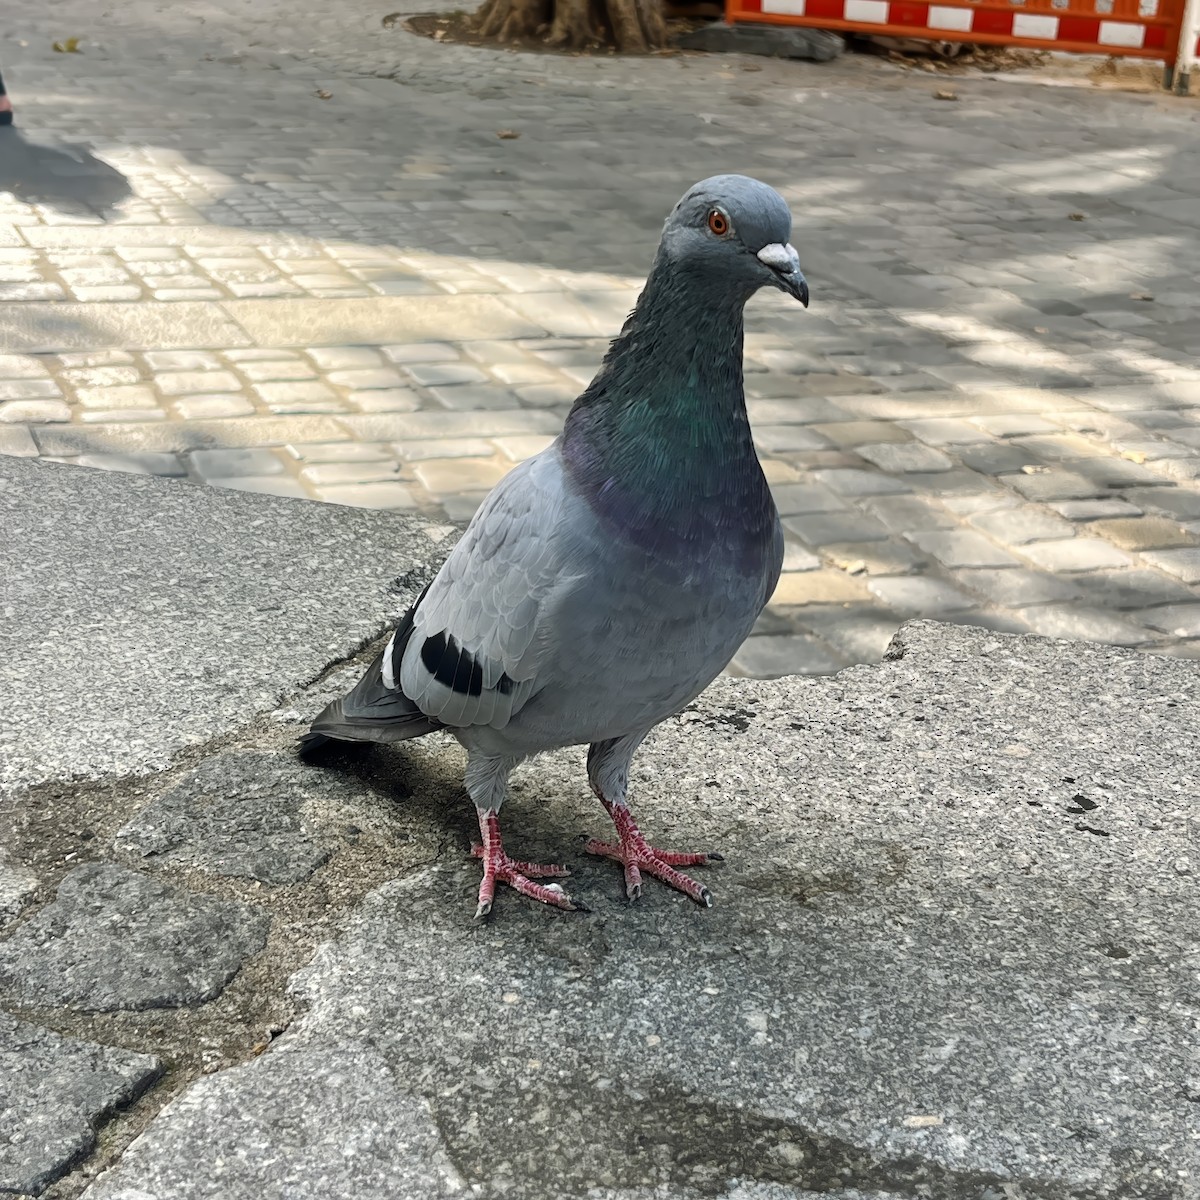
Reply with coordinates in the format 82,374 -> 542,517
1013,605 -> 1154,648
426,382 -> 522,411
285,441 -> 396,464
188,448 -> 286,481
298,458 -> 403,488
302,453 -> 405,482
493,435 -> 557,463
1089,517 -> 1195,551
1005,469 -> 1107,503
315,482 -> 418,509
953,569 -> 1083,608
808,421 -> 911,447
239,359 -> 319,383
80,1041 -> 462,1200
859,494 -> 957,534
327,368 -> 405,391
769,482 -> 847,515
1019,538 -> 1135,573
972,414 -> 1061,439
0,398 -> 71,423
76,453 -> 186,477
414,457 -> 510,496
306,347 -> 385,370
0,425 -> 38,457
174,394 -> 257,420
1139,548 -> 1200,584
74,384 -> 160,410
340,411 -> 561,443
1072,569 -> 1198,610
252,381 -> 339,411
0,863 -> 270,1012
855,442 -> 953,473
155,370 -> 243,396
215,475 -> 311,499
780,541 -> 821,572
0,1012 -> 161,1198
790,603 -> 900,661
969,506 -> 1076,544
753,425 -> 838,454
809,468 -> 911,497
1050,498 -> 1143,521
907,530 -> 1021,569
0,354 -> 51,379
729,634 -> 845,677
955,441 -> 1040,475
1122,488 -> 1200,521
821,540 -> 925,576
1138,605 -> 1200,638
866,576 -> 976,615
896,418 -> 984,445
781,512 -> 892,548
112,750 -> 380,884
381,343 -> 461,364
769,569 -> 870,606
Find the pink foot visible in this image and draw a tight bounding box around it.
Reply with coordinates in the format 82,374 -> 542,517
585,801 -> 722,906
471,808 -> 583,919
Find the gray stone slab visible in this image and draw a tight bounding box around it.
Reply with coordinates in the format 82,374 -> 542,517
0,853 -> 38,922
81,1040 -> 465,1200
114,750 -> 381,884
78,623 -> 1200,1199
0,456 -> 446,795
0,1013 -> 161,1197
223,296 -> 547,347
0,862 -> 270,1012
0,302 -> 252,352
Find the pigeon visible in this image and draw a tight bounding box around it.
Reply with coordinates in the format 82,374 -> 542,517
302,174 -> 808,917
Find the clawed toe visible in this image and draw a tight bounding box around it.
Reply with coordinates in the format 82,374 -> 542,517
585,808 -> 721,907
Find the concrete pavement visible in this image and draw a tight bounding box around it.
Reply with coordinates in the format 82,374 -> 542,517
1,0 -> 1199,674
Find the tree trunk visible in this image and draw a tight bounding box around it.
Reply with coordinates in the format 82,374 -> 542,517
472,0 -> 667,51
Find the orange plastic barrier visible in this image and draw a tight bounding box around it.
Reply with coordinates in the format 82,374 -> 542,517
725,0 -> 1198,67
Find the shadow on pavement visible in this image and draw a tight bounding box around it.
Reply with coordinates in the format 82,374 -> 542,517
0,126 -> 132,217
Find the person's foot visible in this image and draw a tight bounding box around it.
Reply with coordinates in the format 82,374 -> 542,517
0,95 -> 13,127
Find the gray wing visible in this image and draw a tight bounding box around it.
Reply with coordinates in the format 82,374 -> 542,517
398,445 -> 584,730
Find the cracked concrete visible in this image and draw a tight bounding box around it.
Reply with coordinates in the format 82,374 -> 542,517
1,457 -> 1197,1200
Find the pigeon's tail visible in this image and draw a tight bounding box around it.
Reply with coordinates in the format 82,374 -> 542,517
299,585 -> 441,756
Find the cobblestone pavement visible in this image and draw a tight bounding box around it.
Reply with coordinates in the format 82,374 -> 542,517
2,0 -> 1200,675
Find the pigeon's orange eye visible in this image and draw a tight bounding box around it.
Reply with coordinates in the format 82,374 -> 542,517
707,210 -> 729,236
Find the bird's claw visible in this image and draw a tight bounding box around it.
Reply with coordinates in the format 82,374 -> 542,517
471,842 -> 581,917
584,827 -> 720,907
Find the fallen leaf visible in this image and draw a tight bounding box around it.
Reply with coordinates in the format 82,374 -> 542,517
496,129 -> 520,139
1068,212 -> 1087,221
315,88 -> 332,99
934,88 -> 958,101
433,28 -> 446,39
1021,464 -> 1049,474
1130,291 -> 1154,302
1121,450 -> 1147,464
52,36 -> 82,52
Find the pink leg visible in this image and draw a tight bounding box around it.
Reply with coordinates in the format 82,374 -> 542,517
585,799 -> 722,906
471,808 -> 583,919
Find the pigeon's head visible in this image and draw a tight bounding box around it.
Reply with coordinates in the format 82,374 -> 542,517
659,174 -> 808,308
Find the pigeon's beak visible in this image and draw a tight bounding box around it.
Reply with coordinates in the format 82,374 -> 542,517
757,242 -> 809,308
